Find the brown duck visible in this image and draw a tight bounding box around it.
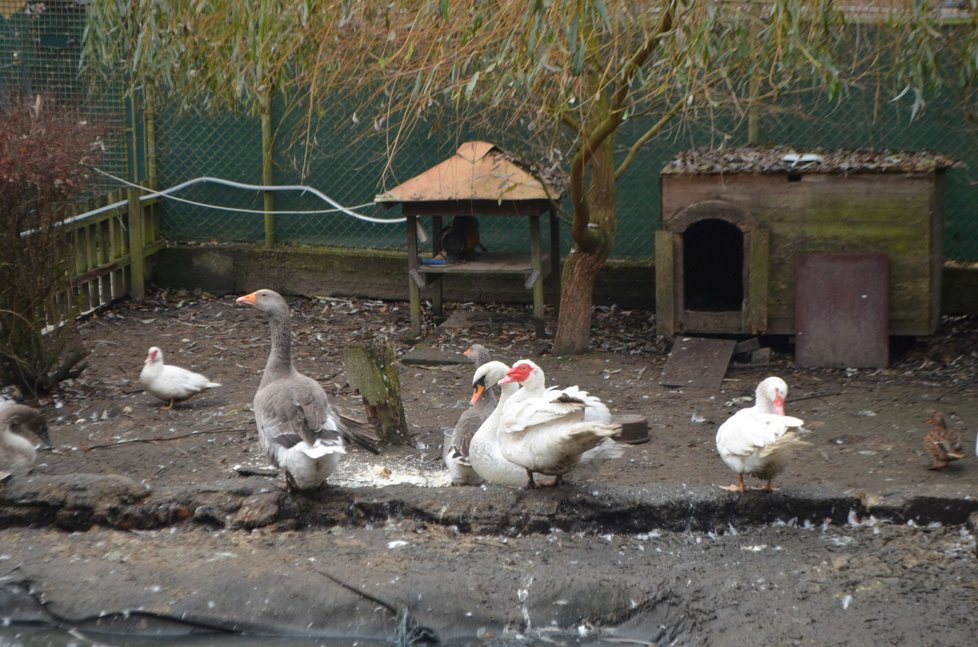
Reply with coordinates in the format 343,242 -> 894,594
924,411 -> 964,470
0,404 -> 52,481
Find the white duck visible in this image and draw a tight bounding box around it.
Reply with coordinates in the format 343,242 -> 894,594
0,404 -> 52,480
495,360 -> 622,488
501,360 -> 611,423
467,361 -> 623,488
443,344 -> 494,485
715,376 -> 810,493
236,289 -> 379,491
140,346 -> 221,410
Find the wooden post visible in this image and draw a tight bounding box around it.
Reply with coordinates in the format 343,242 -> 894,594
260,91 -> 275,248
343,340 -> 409,445
748,74 -> 760,146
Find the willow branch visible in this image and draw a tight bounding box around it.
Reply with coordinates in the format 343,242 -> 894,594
615,94 -> 686,179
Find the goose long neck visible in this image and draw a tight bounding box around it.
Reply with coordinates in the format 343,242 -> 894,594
264,311 -> 294,379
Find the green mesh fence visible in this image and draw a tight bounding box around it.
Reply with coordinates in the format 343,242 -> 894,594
0,2 -> 128,197
151,82 -> 978,262
8,4 -> 976,264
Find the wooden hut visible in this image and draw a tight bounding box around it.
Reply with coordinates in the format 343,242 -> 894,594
376,141 -> 560,337
656,147 -> 956,361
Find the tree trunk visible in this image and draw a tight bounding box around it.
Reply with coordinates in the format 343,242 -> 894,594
553,249 -> 605,354
552,122 -> 617,355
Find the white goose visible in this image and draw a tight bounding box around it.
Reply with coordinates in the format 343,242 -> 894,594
495,360 -> 621,488
467,361 -> 526,487
236,289 -> 379,491
715,376 -> 810,493
140,346 -> 221,410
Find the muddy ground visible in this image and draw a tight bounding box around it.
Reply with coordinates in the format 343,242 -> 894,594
1,289 -> 977,645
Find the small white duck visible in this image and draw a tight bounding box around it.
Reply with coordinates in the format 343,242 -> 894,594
0,404 -> 52,481
443,344 -> 494,486
140,346 -> 221,410
236,289 -> 379,491
495,360 -> 621,488
715,376 -> 810,493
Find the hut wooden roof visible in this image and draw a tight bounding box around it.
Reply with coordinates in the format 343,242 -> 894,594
375,141 -> 556,204
661,146 -> 958,176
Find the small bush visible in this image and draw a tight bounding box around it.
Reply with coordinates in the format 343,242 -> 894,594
0,93 -> 104,396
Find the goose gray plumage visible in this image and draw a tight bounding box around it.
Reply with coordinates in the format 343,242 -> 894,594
139,346 -> 221,410
443,344 -> 493,485
0,404 -> 52,480
236,289 -> 379,491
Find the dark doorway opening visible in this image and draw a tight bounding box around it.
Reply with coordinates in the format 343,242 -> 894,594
683,219 -> 744,311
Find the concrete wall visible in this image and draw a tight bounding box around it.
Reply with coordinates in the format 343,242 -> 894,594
150,243 -> 976,317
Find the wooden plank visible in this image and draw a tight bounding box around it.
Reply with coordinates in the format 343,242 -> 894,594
659,336 -> 736,389
655,230 -> 676,336
748,226 -> 769,333
416,253 -> 551,275
795,253 -> 889,368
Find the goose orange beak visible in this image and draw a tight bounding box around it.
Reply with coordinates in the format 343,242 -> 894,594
470,383 -> 486,406
236,292 -> 257,306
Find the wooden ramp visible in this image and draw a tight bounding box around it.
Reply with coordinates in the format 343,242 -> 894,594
659,336 -> 736,389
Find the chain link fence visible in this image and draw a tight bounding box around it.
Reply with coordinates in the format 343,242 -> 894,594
151,86 -> 978,264
4,4 -> 977,263
0,1 -> 128,196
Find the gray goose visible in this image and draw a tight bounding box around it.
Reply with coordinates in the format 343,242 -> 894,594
0,404 -> 52,481
443,344 -> 494,485
236,289 -> 378,491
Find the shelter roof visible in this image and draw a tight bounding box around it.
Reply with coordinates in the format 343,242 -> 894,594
661,146 -> 958,176
375,141 -> 557,204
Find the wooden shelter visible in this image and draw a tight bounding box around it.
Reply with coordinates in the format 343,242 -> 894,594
656,147 -> 956,359
376,141 -> 560,336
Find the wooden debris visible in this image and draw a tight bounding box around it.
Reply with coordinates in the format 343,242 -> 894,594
344,340 -> 410,445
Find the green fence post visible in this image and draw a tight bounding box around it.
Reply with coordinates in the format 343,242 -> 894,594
127,186 -> 145,301
261,91 -> 275,248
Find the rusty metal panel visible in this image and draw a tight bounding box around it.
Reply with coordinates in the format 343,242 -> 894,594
795,253 -> 889,368
659,336 -> 736,389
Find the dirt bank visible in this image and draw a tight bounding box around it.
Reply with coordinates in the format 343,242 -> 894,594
0,290 -> 976,644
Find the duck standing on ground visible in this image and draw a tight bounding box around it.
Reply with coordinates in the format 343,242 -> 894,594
0,404 -> 52,480
139,346 -> 221,410
715,376 -> 810,493
495,360 -> 622,488
443,344 -> 494,485
924,411 -> 964,470
236,289 -> 379,491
